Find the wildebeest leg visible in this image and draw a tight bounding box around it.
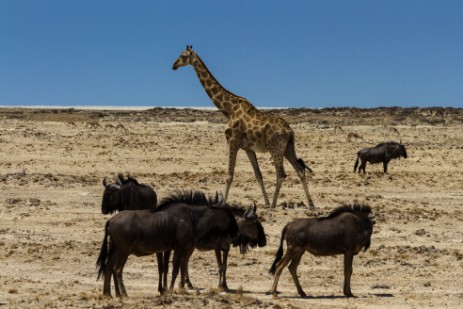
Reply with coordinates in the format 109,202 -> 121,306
343,253 -> 354,297
114,254 -> 129,297
360,160 -> 367,174
269,247 -> 299,295
156,253 -> 165,294
221,249 -> 230,291
383,161 -> 388,173
113,270 -> 121,297
245,150 -> 270,207
179,247 -> 194,289
179,248 -> 194,289
183,264 -> 193,289
214,248 -> 230,291
163,251 -> 170,291
287,251 -> 306,297
103,254 -> 116,296
284,147 -> 315,209
214,249 -> 224,289
169,251 -> 183,291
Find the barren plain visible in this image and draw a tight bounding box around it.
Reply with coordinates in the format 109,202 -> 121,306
0,107 -> 462,308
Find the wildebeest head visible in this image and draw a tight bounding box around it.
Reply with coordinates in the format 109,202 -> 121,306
232,202 -> 267,253
398,143 -> 408,159
101,177 -> 123,215
101,175 -> 157,215
387,142 -> 408,160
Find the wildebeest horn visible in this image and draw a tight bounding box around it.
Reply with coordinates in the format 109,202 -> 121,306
244,205 -> 256,220
103,177 -> 109,187
117,173 -> 125,184
253,201 -> 257,214
243,208 -> 251,219
217,191 -> 225,206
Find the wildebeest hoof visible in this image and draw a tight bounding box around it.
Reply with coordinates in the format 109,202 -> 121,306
220,286 -> 230,292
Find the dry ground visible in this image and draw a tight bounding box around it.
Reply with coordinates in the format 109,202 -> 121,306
0,107 -> 462,308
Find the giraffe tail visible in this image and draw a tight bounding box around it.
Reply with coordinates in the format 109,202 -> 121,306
297,158 -> 313,174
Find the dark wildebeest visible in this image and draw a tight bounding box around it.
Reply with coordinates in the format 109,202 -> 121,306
269,204 -> 375,297
169,199 -> 267,291
96,190 -> 238,297
101,175 -> 157,214
354,141 -> 408,174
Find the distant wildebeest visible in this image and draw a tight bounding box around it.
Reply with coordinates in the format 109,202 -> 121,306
346,132 -> 363,142
159,197 -> 267,291
96,190 -> 238,297
101,174 -> 157,214
269,204 -> 375,297
354,141 -> 408,174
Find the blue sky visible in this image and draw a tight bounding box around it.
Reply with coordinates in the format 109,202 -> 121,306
1,0 -> 462,108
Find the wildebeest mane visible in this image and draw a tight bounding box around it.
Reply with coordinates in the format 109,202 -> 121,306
374,141 -> 399,148
323,203 -> 372,219
154,190 -> 219,212
226,202 -> 248,216
195,207 -> 239,244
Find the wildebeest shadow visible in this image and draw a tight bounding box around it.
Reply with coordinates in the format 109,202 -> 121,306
187,288 -> 394,299
263,291 -> 394,299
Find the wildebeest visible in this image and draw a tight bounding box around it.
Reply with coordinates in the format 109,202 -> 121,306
354,141 -> 408,174
269,204 -> 375,297
96,190 -> 238,297
173,200 -> 267,291
101,174 -> 157,214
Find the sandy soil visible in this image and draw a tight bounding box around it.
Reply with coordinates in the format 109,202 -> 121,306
0,107 -> 462,308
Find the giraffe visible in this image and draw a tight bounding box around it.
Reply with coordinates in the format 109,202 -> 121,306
172,46 -> 315,209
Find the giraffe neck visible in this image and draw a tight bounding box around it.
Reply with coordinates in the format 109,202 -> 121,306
191,53 -> 250,118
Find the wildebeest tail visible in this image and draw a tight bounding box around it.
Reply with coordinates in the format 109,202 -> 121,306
354,154 -> 359,172
269,226 -> 287,275
96,221 -> 110,280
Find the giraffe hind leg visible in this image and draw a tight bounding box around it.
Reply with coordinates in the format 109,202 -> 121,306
223,142 -> 240,204
284,144 -> 315,209
270,149 -> 287,209
246,150 -> 270,207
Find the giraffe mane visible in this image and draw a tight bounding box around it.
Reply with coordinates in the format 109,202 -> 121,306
195,53 -> 247,101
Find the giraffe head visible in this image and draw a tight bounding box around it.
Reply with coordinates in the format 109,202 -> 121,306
172,45 -> 196,70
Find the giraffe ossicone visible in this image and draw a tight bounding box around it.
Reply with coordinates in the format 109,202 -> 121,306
172,46 -> 315,209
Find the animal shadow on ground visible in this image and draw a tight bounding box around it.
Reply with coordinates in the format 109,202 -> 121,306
266,291 -> 394,299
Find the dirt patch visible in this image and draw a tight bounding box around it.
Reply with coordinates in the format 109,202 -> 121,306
0,107 -> 462,308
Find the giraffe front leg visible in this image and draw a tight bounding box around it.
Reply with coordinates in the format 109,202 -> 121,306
245,150 -> 270,207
